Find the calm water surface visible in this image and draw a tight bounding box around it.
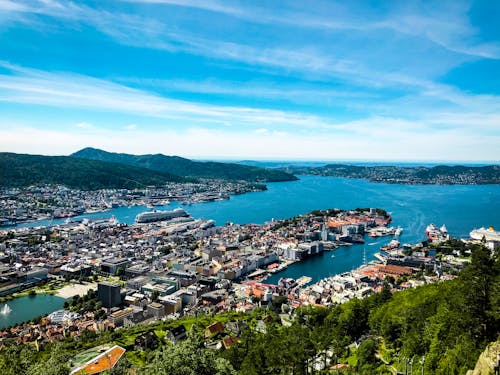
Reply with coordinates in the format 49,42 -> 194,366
0,294 -> 66,329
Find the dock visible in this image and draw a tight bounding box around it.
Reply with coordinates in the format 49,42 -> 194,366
296,276 -> 312,286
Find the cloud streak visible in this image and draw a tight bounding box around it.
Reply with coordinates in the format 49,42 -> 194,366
0,62 -> 339,130
124,0 -> 500,59
1,123 -> 498,162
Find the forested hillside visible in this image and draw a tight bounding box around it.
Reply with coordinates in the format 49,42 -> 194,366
0,152 -> 187,189
72,148 -> 298,182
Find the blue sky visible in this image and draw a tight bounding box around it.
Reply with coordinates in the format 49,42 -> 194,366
0,0 -> 499,161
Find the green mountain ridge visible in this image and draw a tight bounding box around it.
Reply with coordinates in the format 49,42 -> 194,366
71,147 -> 298,182
0,152 -> 188,190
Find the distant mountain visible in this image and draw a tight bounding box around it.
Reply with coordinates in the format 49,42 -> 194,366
0,152 -> 187,190
280,163 -> 500,185
71,148 -> 298,182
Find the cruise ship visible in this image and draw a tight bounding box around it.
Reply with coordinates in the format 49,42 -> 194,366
470,226 -> 500,242
135,208 -> 189,223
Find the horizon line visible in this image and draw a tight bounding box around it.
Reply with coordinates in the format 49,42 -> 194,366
1,149 -> 498,165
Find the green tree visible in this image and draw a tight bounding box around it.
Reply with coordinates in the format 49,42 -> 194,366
144,338 -> 236,375
27,345 -> 71,375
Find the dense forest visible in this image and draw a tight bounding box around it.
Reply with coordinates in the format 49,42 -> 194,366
71,147 -> 298,183
0,243 -> 498,374
0,152 -> 188,189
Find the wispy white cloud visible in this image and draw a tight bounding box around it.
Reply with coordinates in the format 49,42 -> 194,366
1,123 -> 498,161
0,0 -> 30,12
75,121 -> 94,129
0,61 -> 339,130
0,0 -> 477,90
123,0 -> 500,59
0,61 -> 498,142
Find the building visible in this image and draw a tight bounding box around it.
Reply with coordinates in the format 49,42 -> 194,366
167,325 -> 186,343
159,295 -> 182,315
146,302 -> 165,319
134,331 -> 159,351
100,258 -> 128,275
205,321 -> 224,338
97,282 -> 122,308
284,242 -> 324,260
108,308 -> 134,326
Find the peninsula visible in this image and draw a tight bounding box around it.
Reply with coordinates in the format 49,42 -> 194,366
280,163 -> 500,185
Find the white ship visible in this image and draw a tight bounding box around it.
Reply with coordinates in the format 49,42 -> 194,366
135,208 -> 189,223
394,226 -> 403,237
470,226 -> 500,242
381,239 -> 400,251
426,223 -> 449,243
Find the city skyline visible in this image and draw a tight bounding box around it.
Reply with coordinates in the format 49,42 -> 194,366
0,0 -> 499,161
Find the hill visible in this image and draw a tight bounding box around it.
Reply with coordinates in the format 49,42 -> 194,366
0,152 -> 187,190
281,163 -> 500,184
71,148 -> 298,182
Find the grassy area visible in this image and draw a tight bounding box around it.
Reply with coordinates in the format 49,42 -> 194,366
125,350 -> 146,367
0,280 -> 69,302
154,329 -> 165,339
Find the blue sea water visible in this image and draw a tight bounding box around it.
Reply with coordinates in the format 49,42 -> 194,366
6,176 -> 500,283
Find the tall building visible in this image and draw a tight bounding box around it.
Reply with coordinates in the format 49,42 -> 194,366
97,281 -> 122,308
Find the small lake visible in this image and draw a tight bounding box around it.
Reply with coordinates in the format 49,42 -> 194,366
0,294 -> 66,329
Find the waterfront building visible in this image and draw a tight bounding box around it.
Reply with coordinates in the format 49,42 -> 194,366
48,310 -> 81,324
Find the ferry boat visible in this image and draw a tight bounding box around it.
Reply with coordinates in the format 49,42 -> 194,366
380,239 -> 400,252
368,226 -> 396,237
135,208 -> 189,223
425,223 -> 449,242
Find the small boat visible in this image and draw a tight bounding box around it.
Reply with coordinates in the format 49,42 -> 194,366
394,226 -> 403,237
